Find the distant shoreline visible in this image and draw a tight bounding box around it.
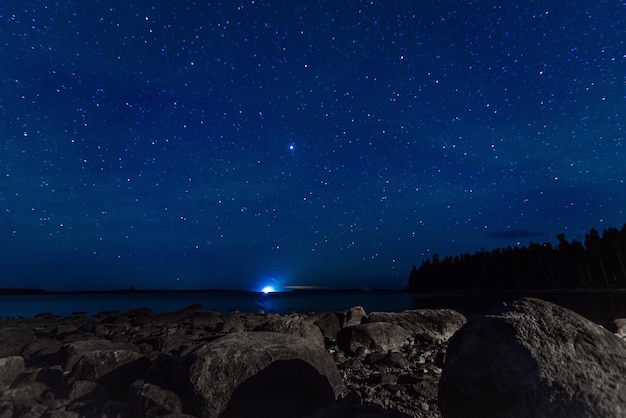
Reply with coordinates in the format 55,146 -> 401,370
0,288 -> 404,296
2,287 -> 625,296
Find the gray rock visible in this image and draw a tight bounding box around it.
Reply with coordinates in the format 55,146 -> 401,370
69,350 -> 150,400
156,331 -> 193,354
0,356 -> 25,389
612,317 -> 626,338
190,311 -> 224,332
0,327 -> 36,357
342,306 -> 367,327
60,339 -> 115,371
10,402 -> 49,418
438,297 -> 626,418
337,322 -> 412,356
220,313 -> 245,333
128,380 -> 182,418
177,331 -> 343,418
0,381 -> 49,402
308,312 -> 342,340
253,316 -> 325,348
68,379 -> 108,402
20,339 -> 63,366
366,309 -> 466,343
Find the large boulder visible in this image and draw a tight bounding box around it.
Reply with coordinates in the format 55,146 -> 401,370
176,331 -> 343,418
438,297 -> 626,418
337,322 -> 412,355
366,309 -> 466,342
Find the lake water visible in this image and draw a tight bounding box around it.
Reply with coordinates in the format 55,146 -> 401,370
1,290 -> 626,328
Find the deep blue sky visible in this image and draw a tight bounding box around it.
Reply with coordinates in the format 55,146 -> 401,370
1,1 -> 625,291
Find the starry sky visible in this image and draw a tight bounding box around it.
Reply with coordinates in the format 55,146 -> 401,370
1,1 -> 625,291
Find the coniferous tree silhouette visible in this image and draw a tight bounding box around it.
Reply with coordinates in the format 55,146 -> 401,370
407,224 -> 626,291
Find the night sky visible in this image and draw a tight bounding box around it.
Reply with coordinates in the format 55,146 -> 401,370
1,1 -> 625,291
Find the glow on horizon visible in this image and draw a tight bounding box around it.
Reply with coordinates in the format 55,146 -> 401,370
261,285 -> 276,294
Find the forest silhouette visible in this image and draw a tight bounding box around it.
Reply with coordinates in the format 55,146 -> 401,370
408,224 -> 626,291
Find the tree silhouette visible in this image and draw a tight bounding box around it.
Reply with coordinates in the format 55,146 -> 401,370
407,224 -> 626,291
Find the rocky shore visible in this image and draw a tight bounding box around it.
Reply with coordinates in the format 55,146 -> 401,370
1,298 -> 625,417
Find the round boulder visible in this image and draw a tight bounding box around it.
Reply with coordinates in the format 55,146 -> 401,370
178,331 -> 343,418
438,297 -> 626,418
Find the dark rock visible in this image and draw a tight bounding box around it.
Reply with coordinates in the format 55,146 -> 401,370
156,331 -> 193,354
34,367 -> 66,399
0,356 -> 25,389
68,380 -> 107,402
433,350 -> 446,369
60,339 -> 115,371
439,297 -> 626,418
190,311 -> 224,332
0,381 -> 50,402
178,303 -> 206,314
11,402 -> 49,417
220,313 -> 244,333
309,312 -> 342,340
21,338 -> 63,359
177,331 -> 343,418
69,350 -> 150,400
0,327 -> 36,357
342,306 -> 367,327
253,316 -> 325,348
98,400 -> 130,418
127,380 -> 182,418
365,352 -> 411,369
45,410 -> 82,417
337,322 -> 411,356
368,373 -> 399,386
94,324 -> 109,337
366,309 -> 466,343
52,323 -> 80,337
127,307 -> 155,317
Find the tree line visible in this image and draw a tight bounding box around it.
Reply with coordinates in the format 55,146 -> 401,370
408,224 -> 626,291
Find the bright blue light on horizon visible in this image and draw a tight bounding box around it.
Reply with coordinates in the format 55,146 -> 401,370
258,276 -> 282,293
262,285 -> 275,294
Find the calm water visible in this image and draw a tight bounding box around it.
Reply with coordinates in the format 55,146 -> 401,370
1,291 -> 626,328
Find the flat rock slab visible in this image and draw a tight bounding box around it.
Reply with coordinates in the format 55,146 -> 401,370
439,297 -> 626,418
178,331 -> 344,418
337,322 -> 412,355
366,309 -> 466,342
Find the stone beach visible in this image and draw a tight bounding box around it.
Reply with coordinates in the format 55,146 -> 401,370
0,298 -> 624,417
